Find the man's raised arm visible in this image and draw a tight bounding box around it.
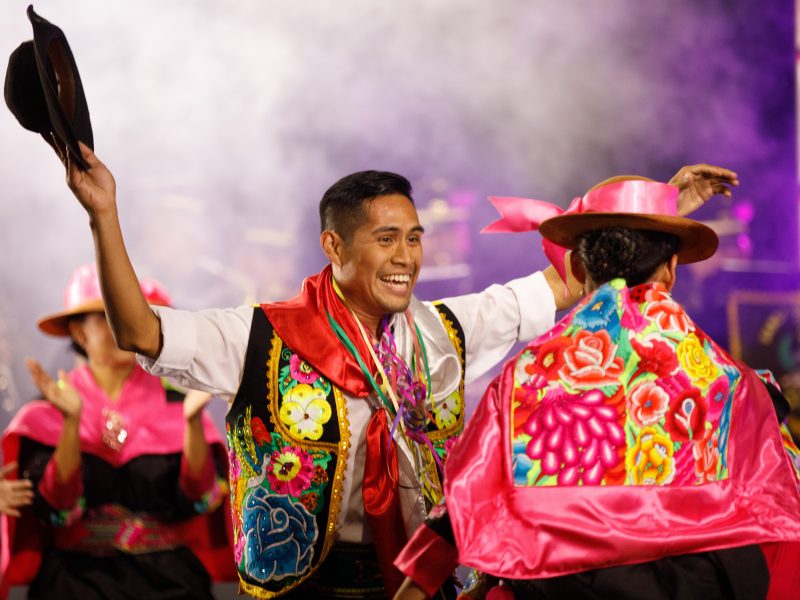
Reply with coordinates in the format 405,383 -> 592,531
66,142 -> 162,358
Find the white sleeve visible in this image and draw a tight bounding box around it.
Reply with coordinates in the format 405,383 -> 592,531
136,304 -> 254,400
438,271 -> 556,383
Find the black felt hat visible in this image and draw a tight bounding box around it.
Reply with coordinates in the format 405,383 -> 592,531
4,5 -> 93,170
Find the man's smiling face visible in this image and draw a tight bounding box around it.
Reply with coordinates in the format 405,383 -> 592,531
333,193 -> 423,329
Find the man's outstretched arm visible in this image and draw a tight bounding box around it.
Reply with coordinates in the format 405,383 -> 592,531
66,142 -> 162,358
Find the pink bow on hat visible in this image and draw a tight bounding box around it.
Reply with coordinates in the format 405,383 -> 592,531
481,179 -> 679,285
481,195 -> 584,285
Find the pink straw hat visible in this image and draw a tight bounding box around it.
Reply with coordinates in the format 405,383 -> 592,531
37,263 -> 171,337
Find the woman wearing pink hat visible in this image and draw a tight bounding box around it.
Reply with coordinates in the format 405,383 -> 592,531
393,177 -> 800,600
0,264 -> 234,599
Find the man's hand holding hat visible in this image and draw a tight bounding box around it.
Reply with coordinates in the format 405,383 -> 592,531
67,142 -> 116,218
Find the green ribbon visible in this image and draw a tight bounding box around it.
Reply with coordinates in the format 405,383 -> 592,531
326,309 -> 395,414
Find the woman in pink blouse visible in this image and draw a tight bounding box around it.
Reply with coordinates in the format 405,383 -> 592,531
1,264 -> 234,599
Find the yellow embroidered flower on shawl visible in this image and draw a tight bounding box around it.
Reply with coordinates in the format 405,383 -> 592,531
677,333 -> 719,390
626,427 -> 675,485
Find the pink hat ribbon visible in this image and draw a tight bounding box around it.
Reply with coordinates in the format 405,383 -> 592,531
481,179 -> 678,285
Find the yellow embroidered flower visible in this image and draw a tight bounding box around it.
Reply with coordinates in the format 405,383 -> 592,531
279,384 -> 332,440
626,426 -> 675,485
433,392 -> 462,429
676,333 -> 719,390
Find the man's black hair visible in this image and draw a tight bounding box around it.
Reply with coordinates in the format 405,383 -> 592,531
319,170 -> 413,242
576,227 -> 680,287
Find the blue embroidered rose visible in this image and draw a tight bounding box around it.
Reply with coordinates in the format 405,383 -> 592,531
242,487 -> 318,582
573,284 -> 621,340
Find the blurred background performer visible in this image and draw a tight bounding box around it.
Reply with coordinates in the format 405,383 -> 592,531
0,264 -> 234,600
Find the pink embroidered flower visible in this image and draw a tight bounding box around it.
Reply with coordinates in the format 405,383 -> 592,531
665,387 -> 707,442
627,381 -> 670,426
524,388 -> 625,485
266,446 -> 314,497
693,427 -> 719,483
643,294 -> 695,335
560,330 -> 624,390
630,336 -> 679,380
671,443 -> 698,485
234,529 -> 246,564
705,376 -> 729,422
620,304 -> 648,332
228,448 -> 241,479
290,354 -> 319,384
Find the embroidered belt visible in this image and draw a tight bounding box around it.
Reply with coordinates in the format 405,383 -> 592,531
53,504 -> 182,555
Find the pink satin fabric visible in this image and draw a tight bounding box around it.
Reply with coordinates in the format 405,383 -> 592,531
444,359 -> 800,579
482,180 -> 678,284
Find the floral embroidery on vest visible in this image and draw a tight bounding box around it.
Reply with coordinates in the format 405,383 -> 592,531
226,305 -> 465,597
511,279 -> 740,488
226,318 -> 348,599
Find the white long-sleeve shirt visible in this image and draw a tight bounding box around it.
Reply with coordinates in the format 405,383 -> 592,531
138,271 -> 556,542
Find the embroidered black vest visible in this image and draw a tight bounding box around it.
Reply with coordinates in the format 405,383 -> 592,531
226,304 -> 465,598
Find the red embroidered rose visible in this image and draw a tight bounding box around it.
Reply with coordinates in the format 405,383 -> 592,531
705,376 -> 729,422
513,382 -> 540,437
560,330 -> 624,389
643,295 -> 694,335
630,337 -> 679,379
693,427 -> 719,483
251,416 -> 272,445
665,387 -> 707,442
536,337 -> 573,380
627,381 -> 670,426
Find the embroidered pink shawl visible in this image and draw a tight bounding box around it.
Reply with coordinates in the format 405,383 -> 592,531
444,280 -> 800,579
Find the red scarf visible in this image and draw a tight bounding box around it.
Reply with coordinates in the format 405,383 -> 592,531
261,265 -> 406,596
261,265 -> 373,397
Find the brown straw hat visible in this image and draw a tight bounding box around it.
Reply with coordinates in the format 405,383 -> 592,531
537,176 -> 719,264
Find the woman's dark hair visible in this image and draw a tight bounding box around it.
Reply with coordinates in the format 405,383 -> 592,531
67,314 -> 88,358
576,227 -> 680,287
319,170 -> 413,242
